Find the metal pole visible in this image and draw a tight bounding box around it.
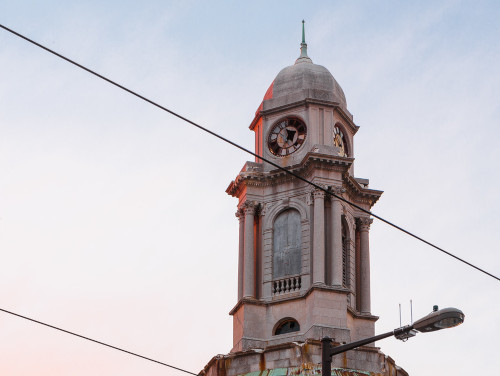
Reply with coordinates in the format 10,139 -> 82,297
321,337 -> 332,376
321,325 -> 413,375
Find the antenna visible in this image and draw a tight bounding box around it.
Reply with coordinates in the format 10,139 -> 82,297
399,303 -> 402,327
395,300 -> 417,341
410,299 -> 413,324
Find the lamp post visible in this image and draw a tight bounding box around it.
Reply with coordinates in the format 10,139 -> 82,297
321,306 -> 465,376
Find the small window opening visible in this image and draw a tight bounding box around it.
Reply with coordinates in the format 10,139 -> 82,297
274,319 -> 300,335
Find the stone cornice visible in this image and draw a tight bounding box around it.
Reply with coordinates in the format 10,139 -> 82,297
249,98 -> 359,134
347,306 -> 379,322
229,284 -> 352,315
226,153 -> 383,210
229,290 -> 379,324
344,174 -> 383,208
249,112 -> 261,131
226,152 -> 353,197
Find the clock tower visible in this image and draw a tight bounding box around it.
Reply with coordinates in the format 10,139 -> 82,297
201,23 -> 408,376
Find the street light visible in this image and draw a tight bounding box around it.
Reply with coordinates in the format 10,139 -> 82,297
321,306 -> 465,376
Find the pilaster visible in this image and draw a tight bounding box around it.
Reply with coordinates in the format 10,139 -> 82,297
312,188 -> 326,285
236,208 -> 245,300
243,201 -> 258,299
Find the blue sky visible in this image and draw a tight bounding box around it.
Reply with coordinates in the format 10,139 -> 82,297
1,1 -> 499,375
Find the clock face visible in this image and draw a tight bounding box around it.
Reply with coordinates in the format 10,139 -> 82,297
333,125 -> 348,157
268,118 -> 307,157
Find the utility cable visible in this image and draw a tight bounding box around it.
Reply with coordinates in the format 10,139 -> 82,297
0,23 -> 498,283
0,307 -> 199,375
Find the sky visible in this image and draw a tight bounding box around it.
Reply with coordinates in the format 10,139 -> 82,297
1,1 -> 499,375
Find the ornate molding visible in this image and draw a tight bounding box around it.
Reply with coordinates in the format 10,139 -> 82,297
226,156 -> 383,211
261,195 -> 310,229
261,201 -> 278,217
226,153 -> 353,197
346,213 -> 356,235
306,193 -> 313,206
243,201 -> 260,216
235,208 -> 245,220
296,193 -> 311,206
330,185 -> 346,196
343,172 -> 383,208
312,188 -> 326,199
259,98 -> 357,131
356,217 -> 373,231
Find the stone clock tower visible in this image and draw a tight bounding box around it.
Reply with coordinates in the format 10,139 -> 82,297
201,24 -> 408,376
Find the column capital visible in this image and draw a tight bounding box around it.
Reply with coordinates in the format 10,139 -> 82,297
356,217 -> 373,231
235,208 -> 245,220
312,188 -> 326,199
329,185 -> 346,199
243,201 -> 259,215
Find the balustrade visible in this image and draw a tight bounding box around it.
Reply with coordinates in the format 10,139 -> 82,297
272,276 -> 302,294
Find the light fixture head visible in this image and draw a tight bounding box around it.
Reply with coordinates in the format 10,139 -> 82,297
413,307 -> 465,333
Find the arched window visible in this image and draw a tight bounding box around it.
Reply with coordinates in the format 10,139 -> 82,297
274,318 -> 300,335
273,209 -> 302,279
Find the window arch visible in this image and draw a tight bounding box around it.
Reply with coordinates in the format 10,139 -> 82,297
274,318 -> 300,335
273,209 -> 302,279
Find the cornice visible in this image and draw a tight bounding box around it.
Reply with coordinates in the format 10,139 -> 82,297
226,154 -> 383,210
344,174 -> 383,208
261,98 -> 340,116
226,338 -> 323,359
249,98 -> 359,134
229,290 -> 380,323
347,306 -> 379,322
249,112 -> 261,131
229,284 -> 351,315
226,152 -> 353,197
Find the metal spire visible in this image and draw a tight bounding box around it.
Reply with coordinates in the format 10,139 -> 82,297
302,19 -> 306,43
296,19 -> 312,64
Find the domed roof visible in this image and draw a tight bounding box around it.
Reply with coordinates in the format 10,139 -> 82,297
272,59 -> 347,109
251,22 -> 351,129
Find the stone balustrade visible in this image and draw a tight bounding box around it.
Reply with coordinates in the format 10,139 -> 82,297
273,275 -> 302,294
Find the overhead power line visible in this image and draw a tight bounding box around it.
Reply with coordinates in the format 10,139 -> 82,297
0,23 -> 498,284
0,307 -> 198,375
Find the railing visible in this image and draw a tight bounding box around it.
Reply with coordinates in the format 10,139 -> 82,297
273,276 -> 301,294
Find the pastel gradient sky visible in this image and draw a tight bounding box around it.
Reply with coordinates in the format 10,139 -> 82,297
1,1 -> 499,375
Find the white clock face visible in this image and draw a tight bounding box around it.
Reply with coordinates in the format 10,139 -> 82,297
268,118 -> 307,157
333,125 -> 348,157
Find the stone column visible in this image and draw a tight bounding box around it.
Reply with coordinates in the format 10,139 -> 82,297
313,189 -> 326,285
236,208 -> 245,300
358,217 -> 373,314
330,187 -> 345,286
243,202 -> 256,298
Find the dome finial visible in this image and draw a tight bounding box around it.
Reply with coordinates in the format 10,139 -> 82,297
302,19 -> 306,43
296,20 -> 312,64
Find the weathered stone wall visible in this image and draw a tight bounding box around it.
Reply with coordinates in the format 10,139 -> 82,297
230,288 -> 377,352
200,341 -> 408,376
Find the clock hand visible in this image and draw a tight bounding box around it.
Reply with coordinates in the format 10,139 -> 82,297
280,129 -> 288,142
286,129 -> 296,141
